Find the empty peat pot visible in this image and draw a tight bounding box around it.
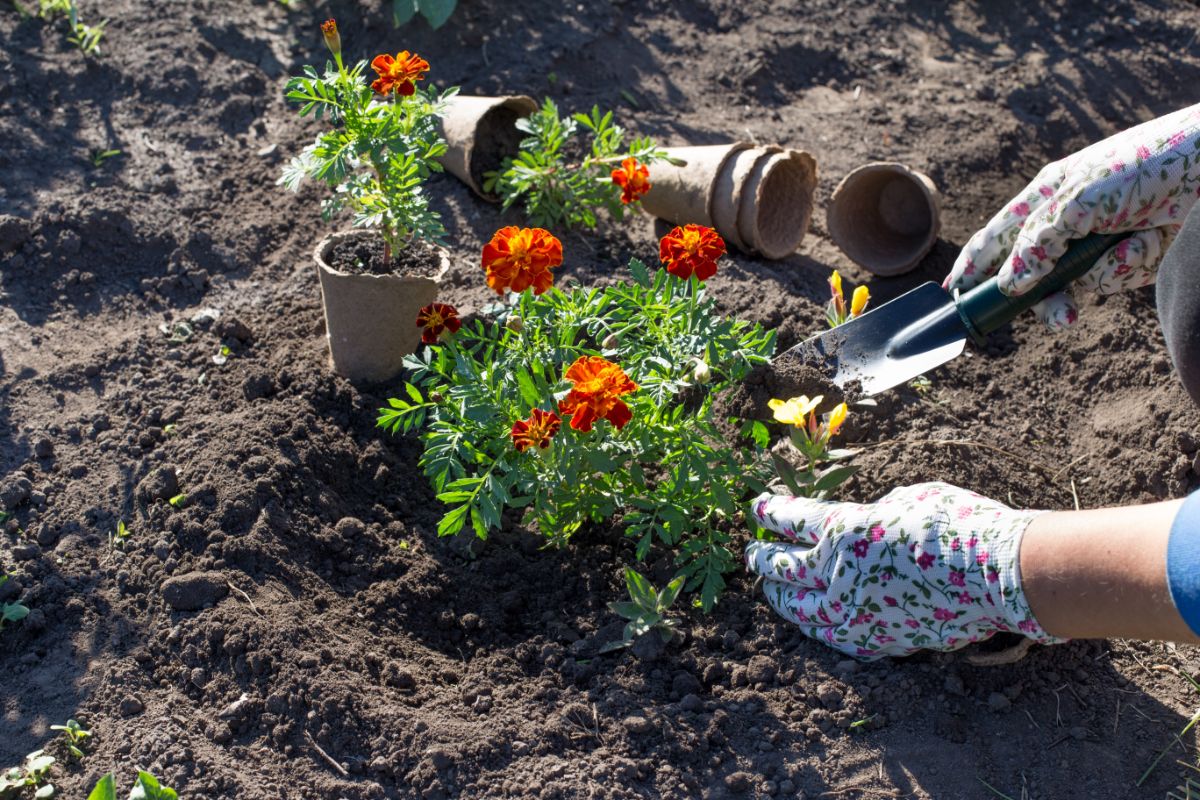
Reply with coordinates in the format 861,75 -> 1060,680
827,162 -> 941,276
642,142 -> 818,259
314,230 -> 450,383
437,95 -> 538,200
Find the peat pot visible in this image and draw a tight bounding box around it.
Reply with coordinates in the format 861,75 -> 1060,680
314,230 -> 450,383
827,162 -> 942,276
437,94 -> 538,200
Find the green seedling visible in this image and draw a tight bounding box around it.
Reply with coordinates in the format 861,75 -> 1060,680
88,771 -> 177,800
211,345 -> 232,366
0,575 -> 29,632
90,148 -> 121,168
50,719 -> 91,759
599,569 -> 684,653
66,3 -> 105,55
109,520 -> 131,549
0,511 -> 10,524
167,494 -> 186,509
162,424 -> 177,437
391,0 -> 456,29
0,750 -> 56,799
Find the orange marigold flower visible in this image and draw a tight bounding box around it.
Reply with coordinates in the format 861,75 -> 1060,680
558,356 -> 638,432
370,51 -> 430,97
511,408 -> 561,453
321,19 -> 341,58
659,224 -> 725,281
611,157 -> 651,204
481,226 -> 563,296
415,302 -> 461,345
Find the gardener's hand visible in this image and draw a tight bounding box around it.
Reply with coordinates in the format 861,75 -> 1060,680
745,482 -> 1065,660
945,103 -> 1200,329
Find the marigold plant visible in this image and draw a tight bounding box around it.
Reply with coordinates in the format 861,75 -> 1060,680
482,98 -> 674,229
826,269 -> 870,327
279,21 -> 458,260
379,226 -> 776,609
765,394 -> 856,499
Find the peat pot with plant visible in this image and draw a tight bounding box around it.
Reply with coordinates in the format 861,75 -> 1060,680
280,20 -> 459,382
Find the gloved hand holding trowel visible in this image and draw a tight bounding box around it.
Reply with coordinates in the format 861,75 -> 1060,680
749,103 -> 1200,660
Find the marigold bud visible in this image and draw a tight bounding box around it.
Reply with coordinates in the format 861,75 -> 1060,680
321,19 -> 341,59
602,333 -> 619,350
850,285 -> 870,318
506,316 -> 524,333
431,391 -> 445,403
692,359 -> 711,384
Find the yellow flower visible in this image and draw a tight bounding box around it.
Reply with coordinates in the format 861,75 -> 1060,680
850,285 -> 869,317
768,395 -> 823,427
826,402 -> 848,435
829,270 -> 843,303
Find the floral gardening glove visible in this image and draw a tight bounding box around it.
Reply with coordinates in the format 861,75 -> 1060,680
745,482 -> 1066,660
945,103 -> 1200,330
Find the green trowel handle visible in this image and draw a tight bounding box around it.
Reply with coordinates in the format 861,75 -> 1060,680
955,231 -> 1128,343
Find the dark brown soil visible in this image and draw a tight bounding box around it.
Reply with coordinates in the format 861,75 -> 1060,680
2,2 -> 1200,800
325,235 -> 446,277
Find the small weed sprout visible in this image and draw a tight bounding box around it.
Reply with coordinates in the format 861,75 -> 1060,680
0,750 -> 55,799
0,575 -> 29,631
167,494 -> 186,509
90,148 -> 121,168
50,719 -> 91,759
109,520 -> 131,549
66,4 -> 106,56
391,0 -> 457,29
88,771 -> 177,800
599,569 -> 684,653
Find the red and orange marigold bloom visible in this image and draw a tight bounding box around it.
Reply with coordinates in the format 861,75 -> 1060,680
659,224 -> 725,282
511,408 -> 561,453
557,356 -> 638,432
611,157 -> 651,204
481,226 -> 563,296
415,302 -> 461,344
370,50 -> 430,97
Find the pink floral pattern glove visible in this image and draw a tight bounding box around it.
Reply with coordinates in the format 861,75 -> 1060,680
745,482 -> 1066,660
945,103 -> 1200,330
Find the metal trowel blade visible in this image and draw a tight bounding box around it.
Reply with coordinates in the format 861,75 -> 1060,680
774,282 -> 969,396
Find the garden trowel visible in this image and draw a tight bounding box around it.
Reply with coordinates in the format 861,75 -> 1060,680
776,232 -> 1126,396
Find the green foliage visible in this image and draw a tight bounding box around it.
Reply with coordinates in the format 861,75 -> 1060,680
280,29 -> 457,257
90,148 -> 121,168
483,99 -> 671,230
109,520 -> 131,550
167,494 -> 186,509
0,751 -> 55,799
49,719 -> 90,759
66,3 -> 105,55
19,0 -> 105,55
379,260 -> 775,610
0,575 -> 29,631
392,0 -> 456,29
599,569 -> 684,652
87,772 -> 177,800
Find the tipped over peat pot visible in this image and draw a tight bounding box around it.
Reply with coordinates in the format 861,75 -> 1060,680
642,142 -> 818,259
437,94 -> 538,200
827,162 -> 942,276
314,231 -> 450,383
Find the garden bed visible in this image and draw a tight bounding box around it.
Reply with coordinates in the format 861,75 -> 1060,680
2,1 -> 1200,798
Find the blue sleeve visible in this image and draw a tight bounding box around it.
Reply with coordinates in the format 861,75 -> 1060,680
1168,490 -> 1200,638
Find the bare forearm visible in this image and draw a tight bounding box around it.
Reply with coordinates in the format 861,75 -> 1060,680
1021,500 -> 1199,643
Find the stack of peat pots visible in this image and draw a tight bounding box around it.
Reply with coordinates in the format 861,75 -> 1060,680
641,142 -> 819,260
